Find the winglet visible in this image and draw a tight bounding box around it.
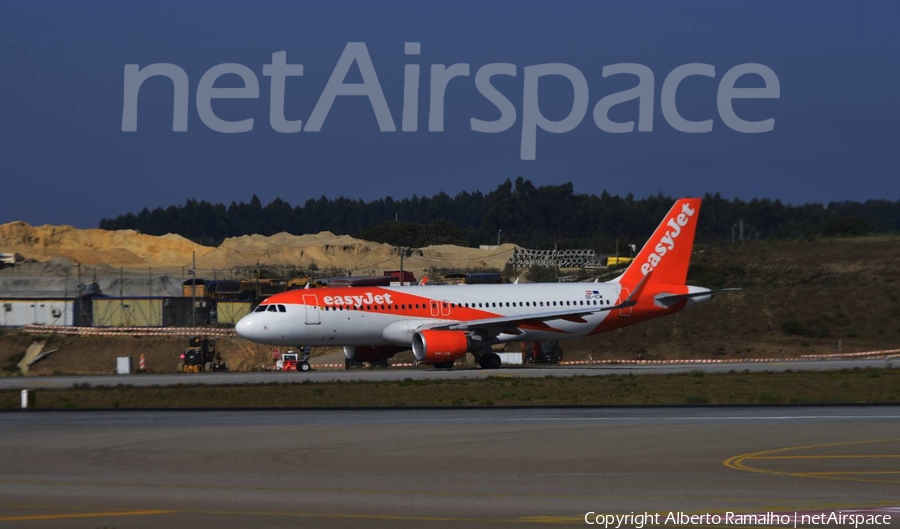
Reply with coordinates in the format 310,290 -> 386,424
619,269 -> 654,308
418,276 -> 429,286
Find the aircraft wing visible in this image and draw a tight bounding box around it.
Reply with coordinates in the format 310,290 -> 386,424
423,303 -> 622,336
423,272 -> 654,337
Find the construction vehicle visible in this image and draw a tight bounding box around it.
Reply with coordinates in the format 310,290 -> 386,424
522,340 -> 563,364
178,336 -> 227,373
279,348 -> 311,372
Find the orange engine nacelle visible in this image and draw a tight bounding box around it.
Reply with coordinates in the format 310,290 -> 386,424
412,330 -> 472,363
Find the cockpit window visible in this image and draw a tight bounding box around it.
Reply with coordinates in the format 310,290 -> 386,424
277,305 -> 286,313
267,305 -> 278,312
254,305 -> 267,313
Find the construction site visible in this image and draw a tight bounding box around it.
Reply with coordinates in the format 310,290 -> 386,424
2,220 -> 900,376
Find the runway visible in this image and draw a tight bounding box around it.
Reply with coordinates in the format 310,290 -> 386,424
0,358 -> 895,390
1,407 -> 898,528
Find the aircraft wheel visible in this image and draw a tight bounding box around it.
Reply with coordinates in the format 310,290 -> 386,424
479,353 -> 502,370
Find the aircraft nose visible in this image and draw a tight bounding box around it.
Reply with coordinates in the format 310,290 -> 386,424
235,315 -> 260,341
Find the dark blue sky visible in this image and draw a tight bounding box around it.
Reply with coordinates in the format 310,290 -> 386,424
1,0 -> 897,228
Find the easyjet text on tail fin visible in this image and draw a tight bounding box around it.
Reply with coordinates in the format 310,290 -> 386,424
616,198 -> 701,287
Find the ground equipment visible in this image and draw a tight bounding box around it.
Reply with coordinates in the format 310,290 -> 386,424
178,336 -> 227,373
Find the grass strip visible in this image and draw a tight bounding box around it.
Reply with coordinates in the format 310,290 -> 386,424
2,368 -> 899,410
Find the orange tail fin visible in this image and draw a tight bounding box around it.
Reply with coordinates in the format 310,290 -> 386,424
616,198 -> 701,286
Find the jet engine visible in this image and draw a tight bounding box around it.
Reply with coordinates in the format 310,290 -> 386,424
411,330 -> 472,363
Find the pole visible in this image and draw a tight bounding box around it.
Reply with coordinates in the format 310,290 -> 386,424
63,268 -> 69,325
554,241 -> 559,282
149,267 -> 154,324
191,251 -> 196,326
76,263 -> 84,325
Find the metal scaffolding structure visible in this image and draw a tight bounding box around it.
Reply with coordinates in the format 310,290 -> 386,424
507,248 -> 606,269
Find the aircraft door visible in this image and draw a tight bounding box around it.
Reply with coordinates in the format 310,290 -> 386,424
302,294 -> 320,325
618,287 -> 632,317
429,300 -> 440,317
441,300 -> 451,317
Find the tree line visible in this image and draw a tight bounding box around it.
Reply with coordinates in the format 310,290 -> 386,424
99,178 -> 899,252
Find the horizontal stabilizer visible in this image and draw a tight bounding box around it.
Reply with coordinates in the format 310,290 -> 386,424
655,288 -> 741,307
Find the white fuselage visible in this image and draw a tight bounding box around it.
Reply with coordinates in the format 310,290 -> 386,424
235,282 -> 632,347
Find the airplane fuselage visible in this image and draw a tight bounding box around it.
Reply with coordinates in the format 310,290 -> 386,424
236,281 -> 707,347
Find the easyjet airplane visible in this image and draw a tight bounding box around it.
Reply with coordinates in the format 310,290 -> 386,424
235,198 -> 736,369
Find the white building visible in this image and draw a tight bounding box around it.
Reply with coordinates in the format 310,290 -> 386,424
0,293 -> 92,327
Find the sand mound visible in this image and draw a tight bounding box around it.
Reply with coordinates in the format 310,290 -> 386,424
0,222 -> 517,274
198,231 -> 399,270
0,222 -> 213,266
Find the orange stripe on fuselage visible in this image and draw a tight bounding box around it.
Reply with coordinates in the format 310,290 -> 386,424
263,287 -> 502,322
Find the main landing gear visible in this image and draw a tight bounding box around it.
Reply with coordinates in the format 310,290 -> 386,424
477,352 -> 502,370
433,361 -> 455,370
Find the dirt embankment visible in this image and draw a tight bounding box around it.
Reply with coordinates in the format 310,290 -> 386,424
567,237 -> 900,360
0,333 -> 269,376
0,331 -> 355,376
0,221 -> 213,266
0,222 -> 516,275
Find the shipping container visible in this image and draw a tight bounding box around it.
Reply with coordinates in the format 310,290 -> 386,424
92,298 -> 164,327
182,279 -> 206,298
214,301 -> 253,325
0,299 -> 76,327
